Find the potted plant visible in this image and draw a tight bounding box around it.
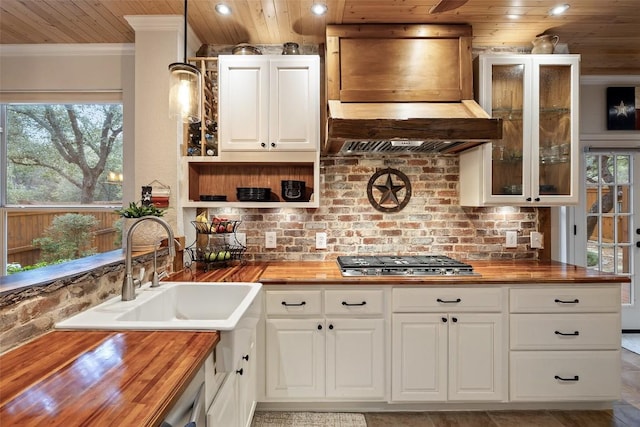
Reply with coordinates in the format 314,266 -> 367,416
115,201 -> 167,251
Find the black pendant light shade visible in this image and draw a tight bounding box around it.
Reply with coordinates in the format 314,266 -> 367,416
169,0 -> 202,124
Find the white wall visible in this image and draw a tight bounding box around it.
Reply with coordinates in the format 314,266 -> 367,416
580,75 -> 640,141
0,44 -> 137,203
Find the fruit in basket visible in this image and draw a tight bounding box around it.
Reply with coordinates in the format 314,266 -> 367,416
226,222 -> 234,232
216,250 -> 230,261
195,212 -> 210,232
217,224 -> 226,233
205,252 -> 217,261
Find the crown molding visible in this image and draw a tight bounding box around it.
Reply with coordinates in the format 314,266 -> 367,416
0,44 -> 134,57
580,75 -> 640,85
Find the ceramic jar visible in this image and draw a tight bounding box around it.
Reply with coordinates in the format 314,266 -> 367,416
531,34 -> 559,54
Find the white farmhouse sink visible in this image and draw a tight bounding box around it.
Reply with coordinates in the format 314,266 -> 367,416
56,281 -> 262,331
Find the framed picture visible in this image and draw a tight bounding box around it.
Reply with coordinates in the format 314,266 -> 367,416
606,86 -> 639,130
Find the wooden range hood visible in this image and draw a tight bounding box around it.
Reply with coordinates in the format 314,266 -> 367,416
324,24 -> 502,155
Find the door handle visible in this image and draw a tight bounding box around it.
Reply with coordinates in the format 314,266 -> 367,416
342,301 -> 367,306
554,375 -> 579,382
282,301 -> 306,306
437,298 -> 461,303
555,330 -> 579,336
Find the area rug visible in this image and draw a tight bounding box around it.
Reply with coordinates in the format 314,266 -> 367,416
251,411 -> 367,427
622,334 -> 640,355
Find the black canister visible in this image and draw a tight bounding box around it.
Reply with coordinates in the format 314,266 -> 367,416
281,180 -> 306,201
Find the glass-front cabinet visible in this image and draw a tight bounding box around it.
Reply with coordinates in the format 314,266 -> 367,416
460,54 -> 580,206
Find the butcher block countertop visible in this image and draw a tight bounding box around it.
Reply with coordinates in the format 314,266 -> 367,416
0,259 -> 627,426
169,259 -> 630,285
0,330 -> 219,427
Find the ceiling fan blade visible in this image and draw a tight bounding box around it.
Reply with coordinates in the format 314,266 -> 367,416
429,0 -> 469,14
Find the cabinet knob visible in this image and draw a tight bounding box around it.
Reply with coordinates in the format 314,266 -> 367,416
534,197 -> 541,202
636,228 -> 640,235
270,142 -> 276,148
526,197 -> 532,202
441,317 -> 448,323
318,324 -> 323,330
636,242 -> 640,248
452,317 -> 458,323
329,324 -> 334,330
236,368 -> 244,375
242,354 -> 249,361
260,142 -> 266,148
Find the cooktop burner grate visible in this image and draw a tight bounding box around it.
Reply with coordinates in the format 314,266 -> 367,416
337,255 -> 477,276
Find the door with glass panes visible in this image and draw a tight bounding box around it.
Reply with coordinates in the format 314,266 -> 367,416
579,151 -> 638,328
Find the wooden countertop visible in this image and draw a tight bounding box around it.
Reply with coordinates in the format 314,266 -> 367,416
0,259 -> 627,426
257,260 -> 630,284
171,260 -> 630,285
0,330 -> 219,427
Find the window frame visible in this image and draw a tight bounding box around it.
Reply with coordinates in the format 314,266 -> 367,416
1,96 -> 124,277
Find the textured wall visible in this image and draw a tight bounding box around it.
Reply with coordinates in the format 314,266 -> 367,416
211,154 -> 540,262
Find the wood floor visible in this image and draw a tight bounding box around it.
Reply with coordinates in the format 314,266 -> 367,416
363,348 -> 640,427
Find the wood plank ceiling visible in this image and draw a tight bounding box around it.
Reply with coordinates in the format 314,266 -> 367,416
1,0 -> 639,75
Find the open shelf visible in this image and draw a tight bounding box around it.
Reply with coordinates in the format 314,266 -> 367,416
184,160 -> 318,208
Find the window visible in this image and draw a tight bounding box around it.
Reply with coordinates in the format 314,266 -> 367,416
1,102 -> 123,275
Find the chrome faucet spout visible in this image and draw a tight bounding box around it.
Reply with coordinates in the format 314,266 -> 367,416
122,216 -> 176,301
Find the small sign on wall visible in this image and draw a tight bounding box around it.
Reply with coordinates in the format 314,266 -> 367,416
606,86 -> 640,130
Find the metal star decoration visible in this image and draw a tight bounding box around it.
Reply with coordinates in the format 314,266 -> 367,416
615,100 -> 629,117
375,173 -> 405,205
367,168 -> 412,213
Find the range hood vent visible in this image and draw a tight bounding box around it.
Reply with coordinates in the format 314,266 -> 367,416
341,140 -> 477,155
324,24 -> 503,155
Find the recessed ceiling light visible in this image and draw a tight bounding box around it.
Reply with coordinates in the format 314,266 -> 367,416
215,3 -> 232,15
311,3 -> 328,16
549,3 -> 570,16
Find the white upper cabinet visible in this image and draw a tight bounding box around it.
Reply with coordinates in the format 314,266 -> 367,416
460,54 -> 580,206
218,55 -> 320,152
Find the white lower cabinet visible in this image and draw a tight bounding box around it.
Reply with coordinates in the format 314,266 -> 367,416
258,283 -> 622,409
510,350 -> 620,401
326,318 -> 385,399
392,312 -> 504,402
265,318 -> 326,398
208,371 -> 239,427
264,287 -> 386,401
208,329 -> 258,427
509,286 -> 621,402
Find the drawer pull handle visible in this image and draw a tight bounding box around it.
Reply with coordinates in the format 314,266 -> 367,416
554,298 -> 579,304
437,298 -> 461,303
554,375 -> 579,382
342,301 -> 367,306
555,330 -> 579,336
282,301 -> 306,307
236,368 -> 244,375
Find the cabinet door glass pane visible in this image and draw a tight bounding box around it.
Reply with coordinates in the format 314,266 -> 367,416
491,65 -> 524,196
539,65 -> 572,196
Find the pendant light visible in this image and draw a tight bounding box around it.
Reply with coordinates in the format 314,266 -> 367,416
168,0 -> 202,124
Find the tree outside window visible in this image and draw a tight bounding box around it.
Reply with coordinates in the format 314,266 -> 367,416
3,103 -> 124,274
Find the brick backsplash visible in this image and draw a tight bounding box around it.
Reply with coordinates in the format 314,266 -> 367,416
211,154 -> 540,262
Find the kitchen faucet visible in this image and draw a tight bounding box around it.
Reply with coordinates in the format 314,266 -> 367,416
122,216 -> 176,301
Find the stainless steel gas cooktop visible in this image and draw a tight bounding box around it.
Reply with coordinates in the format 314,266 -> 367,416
337,255 -> 478,277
